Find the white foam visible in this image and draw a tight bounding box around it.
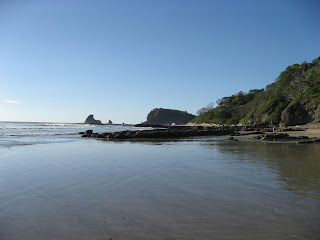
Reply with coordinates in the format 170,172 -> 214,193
0,132 -> 78,137
0,124 -> 102,130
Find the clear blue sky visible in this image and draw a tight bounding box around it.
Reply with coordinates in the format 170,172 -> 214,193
1,0 -> 319,123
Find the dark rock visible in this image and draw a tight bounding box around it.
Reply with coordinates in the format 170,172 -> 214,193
265,135 -> 275,141
251,132 -> 313,142
82,126 -> 236,140
91,133 -> 99,138
84,130 -> 93,134
253,135 -> 263,139
84,115 -> 102,125
297,136 -> 309,139
144,108 -> 195,125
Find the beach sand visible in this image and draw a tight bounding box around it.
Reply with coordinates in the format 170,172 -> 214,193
283,124 -> 320,138
187,122 -> 320,139
1,128 -> 320,239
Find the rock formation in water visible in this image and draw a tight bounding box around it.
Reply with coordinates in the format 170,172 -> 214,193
81,125 -> 236,139
84,115 -> 102,125
107,120 -> 113,125
144,108 -> 196,125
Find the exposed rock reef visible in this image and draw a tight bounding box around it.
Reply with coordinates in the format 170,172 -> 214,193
191,56 -> 320,127
249,132 -> 320,144
81,125 -> 236,140
144,108 -> 195,125
80,125 -> 320,144
84,115 -> 102,125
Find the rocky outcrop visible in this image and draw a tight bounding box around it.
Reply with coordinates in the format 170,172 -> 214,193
81,125 -> 236,140
107,120 -> 113,125
144,108 -> 196,125
250,132 -> 320,143
84,115 -> 102,125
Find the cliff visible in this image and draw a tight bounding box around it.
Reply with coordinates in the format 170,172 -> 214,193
84,115 -> 102,125
144,108 -> 195,125
191,56 -> 320,126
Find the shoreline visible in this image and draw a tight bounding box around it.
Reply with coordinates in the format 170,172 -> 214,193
80,124 -> 320,144
81,125 -> 236,140
188,123 -> 320,140
2,133 -> 319,239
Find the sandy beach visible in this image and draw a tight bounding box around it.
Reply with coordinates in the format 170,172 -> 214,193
1,133 -> 320,240
187,122 -> 320,140
283,124 -> 320,138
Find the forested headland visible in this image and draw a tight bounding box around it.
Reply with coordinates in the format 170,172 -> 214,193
191,57 -> 320,126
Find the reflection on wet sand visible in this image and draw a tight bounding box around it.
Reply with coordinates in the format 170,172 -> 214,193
0,138 -> 319,239
214,140 -> 320,200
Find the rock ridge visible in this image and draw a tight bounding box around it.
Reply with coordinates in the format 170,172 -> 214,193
80,125 -> 236,140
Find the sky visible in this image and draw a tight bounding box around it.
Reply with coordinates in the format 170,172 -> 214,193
0,0 -> 320,123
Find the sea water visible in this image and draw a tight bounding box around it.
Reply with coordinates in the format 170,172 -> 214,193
0,122 -> 319,239
0,121 -> 150,148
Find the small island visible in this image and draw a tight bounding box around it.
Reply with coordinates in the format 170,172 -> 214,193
143,108 -> 195,125
84,115 -> 102,125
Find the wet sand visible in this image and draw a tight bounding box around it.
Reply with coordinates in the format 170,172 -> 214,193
0,137 -> 319,239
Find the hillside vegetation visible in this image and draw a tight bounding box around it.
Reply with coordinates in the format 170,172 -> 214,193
191,57 -> 320,126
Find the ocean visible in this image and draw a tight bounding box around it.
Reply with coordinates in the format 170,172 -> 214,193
0,121 -> 150,148
0,121 -> 319,239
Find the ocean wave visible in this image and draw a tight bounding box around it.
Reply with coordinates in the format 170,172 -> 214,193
0,124 -> 99,130
42,123 -> 70,126
41,123 -> 92,127
0,132 -> 79,137
0,127 -> 62,130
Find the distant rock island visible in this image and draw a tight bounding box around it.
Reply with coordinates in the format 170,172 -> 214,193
144,108 -> 195,125
84,115 -> 102,125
